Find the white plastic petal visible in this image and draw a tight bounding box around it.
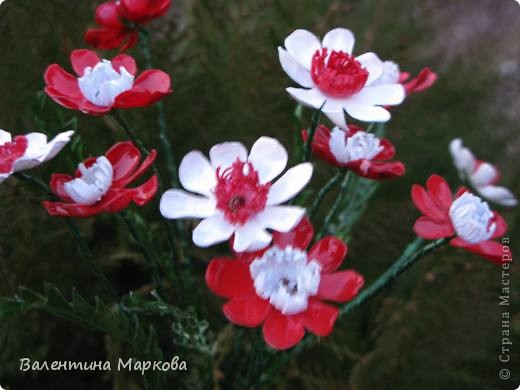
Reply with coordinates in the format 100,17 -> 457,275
64,156 -> 113,205
267,162 -> 313,206
353,84 -> 405,106
178,151 -> 216,197
233,218 -> 272,252
278,47 -> 315,88
284,29 -> 321,70
477,185 -> 518,207
192,213 -> 236,248
449,138 -> 476,175
470,162 -> 498,188
0,129 -> 12,145
286,87 -> 326,109
355,52 -> 384,86
323,110 -> 348,129
209,141 -> 248,171
343,100 -> 391,122
322,28 -> 355,54
256,205 -> 306,233
160,189 -> 216,219
248,137 -> 288,183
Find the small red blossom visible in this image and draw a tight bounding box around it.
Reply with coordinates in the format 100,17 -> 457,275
43,141 -> 158,217
205,218 -> 365,350
399,68 -> 437,96
85,0 -> 171,51
44,49 -> 172,115
303,125 -> 405,180
411,174 -> 509,264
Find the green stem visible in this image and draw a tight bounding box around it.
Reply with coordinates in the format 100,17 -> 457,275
317,170 -> 352,239
302,105 -> 324,162
308,171 -> 342,219
111,110 -> 150,156
14,172 -> 118,299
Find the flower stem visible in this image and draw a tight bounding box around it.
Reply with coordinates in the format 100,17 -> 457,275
111,110 -> 151,157
317,170 -> 352,239
301,105 -> 324,162
14,172 -> 118,299
308,170 -> 342,219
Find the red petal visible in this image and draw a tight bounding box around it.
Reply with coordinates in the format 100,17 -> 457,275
205,258 -> 255,299
413,216 -> 454,239
411,184 -> 448,220
44,64 -> 81,96
95,189 -> 135,213
70,49 -> 101,77
42,200 -> 102,218
105,141 -> 141,183
272,217 -> 314,250
305,125 -> 340,167
426,175 -> 453,209
85,27 -> 129,50
450,238 -> 506,265
374,138 -> 396,161
317,270 -> 364,302
130,175 -> 158,206
131,69 -> 171,92
124,149 -> 157,185
302,300 -> 338,337
262,310 -> 305,350
49,173 -> 74,202
120,0 -> 152,21
120,30 -> 139,52
223,295 -> 271,327
111,54 -> 137,76
308,237 -> 347,273
348,160 -> 405,180
403,68 -> 437,95
148,0 -> 171,18
95,1 -> 124,27
492,212 -> 508,239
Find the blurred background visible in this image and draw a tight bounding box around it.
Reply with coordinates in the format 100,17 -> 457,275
0,0 -> 519,389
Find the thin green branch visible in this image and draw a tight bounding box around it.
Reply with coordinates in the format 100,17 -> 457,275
302,105 -> 324,162
317,170 -> 352,239
308,170 -> 342,219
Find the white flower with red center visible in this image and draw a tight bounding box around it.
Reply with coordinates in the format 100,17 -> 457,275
278,28 -> 405,128
449,138 -> 517,207
160,137 -> 313,252
0,129 -> 74,183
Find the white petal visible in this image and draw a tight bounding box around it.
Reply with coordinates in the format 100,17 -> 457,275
286,87 -> 326,109
449,138 -> 476,175
323,110 -> 348,129
356,52 -> 384,86
0,173 -> 11,183
267,162 -> 313,205
470,162 -> 498,187
477,185 -> 518,207
278,47 -> 314,88
192,213 -> 236,248
248,137 -> 288,183
256,206 -> 306,232
284,29 -> 321,70
0,129 -> 12,145
209,141 -> 247,171
352,84 -> 405,106
343,100 -> 391,122
233,219 -> 272,252
322,28 -> 355,54
160,189 -> 216,219
15,131 -> 74,172
178,151 -> 216,197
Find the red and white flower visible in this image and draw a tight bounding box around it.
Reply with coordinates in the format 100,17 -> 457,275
160,137 -> 313,252
278,28 -> 405,129
450,139 -> 517,207
412,174 -> 510,264
85,0 -> 172,52
43,141 -> 158,217
205,218 -> 364,350
0,129 -> 74,183
45,49 -> 172,115
303,124 -> 405,180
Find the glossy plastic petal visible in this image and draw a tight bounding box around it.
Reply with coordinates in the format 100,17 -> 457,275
272,217 -> 314,250
302,300 -> 339,337
205,258 -> 255,298
308,237 -> 347,274
317,270 -> 365,302
223,295 -> 272,327
262,310 -> 305,350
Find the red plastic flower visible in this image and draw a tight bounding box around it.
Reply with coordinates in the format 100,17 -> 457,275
411,174 -> 509,264
399,68 -> 437,97
43,142 -> 158,217
44,49 -> 172,115
303,124 -> 405,180
205,218 -> 364,350
85,0 -> 171,51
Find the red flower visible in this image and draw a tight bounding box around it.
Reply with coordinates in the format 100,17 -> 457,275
303,125 -> 405,180
44,49 -> 172,115
85,0 -> 171,51
411,174 -> 509,264
205,218 -> 364,350
43,142 -> 158,217
400,68 -> 437,96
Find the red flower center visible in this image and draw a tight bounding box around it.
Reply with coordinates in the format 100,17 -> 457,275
214,159 -> 270,225
0,136 -> 28,174
311,48 -> 369,98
